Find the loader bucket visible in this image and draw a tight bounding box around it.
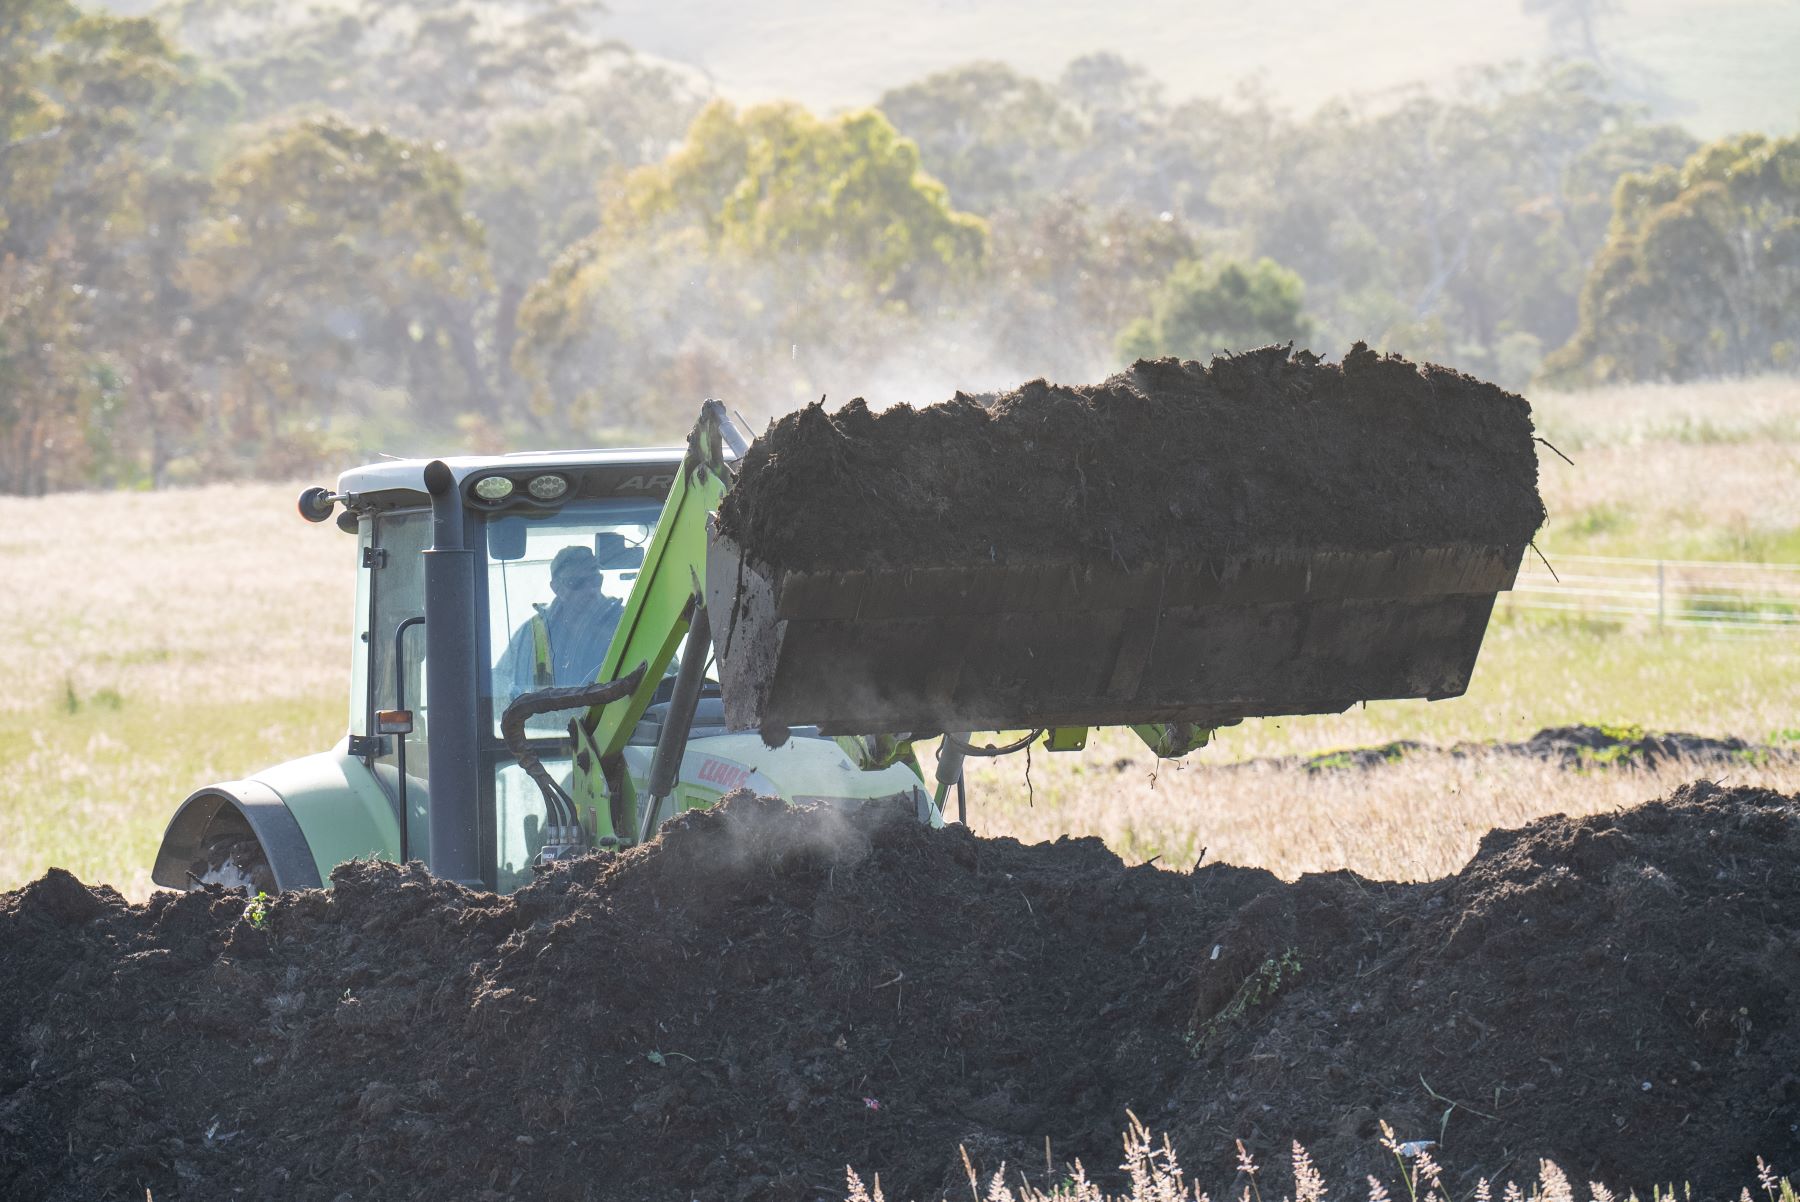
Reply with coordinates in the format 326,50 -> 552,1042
708,345 -> 1545,736
707,534 -> 1526,734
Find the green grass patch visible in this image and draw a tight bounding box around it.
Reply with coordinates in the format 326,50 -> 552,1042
1680,593 -> 1800,622
985,611 -> 1800,771
1640,414 -> 1800,446
1557,502 -> 1634,541
0,693 -> 344,897
1539,519 -> 1800,563
1687,523 -> 1800,565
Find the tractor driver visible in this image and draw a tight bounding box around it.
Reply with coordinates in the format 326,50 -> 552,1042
494,543 -> 625,704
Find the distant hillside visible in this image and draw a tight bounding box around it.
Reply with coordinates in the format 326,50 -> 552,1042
101,0 -> 1798,135
603,0 -> 1799,136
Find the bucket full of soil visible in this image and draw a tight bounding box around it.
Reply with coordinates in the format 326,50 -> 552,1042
708,344 -> 1545,735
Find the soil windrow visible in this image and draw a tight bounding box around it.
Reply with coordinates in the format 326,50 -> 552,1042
1227,724 -> 1800,775
715,344 -> 1546,573
2,784 -> 1796,1202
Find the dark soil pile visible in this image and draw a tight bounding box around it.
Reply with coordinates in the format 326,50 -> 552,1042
716,344 -> 1546,573
1474,724 -> 1779,769
1180,725 -> 1796,775
1168,780 -> 1800,1196
4,784 -> 1796,1202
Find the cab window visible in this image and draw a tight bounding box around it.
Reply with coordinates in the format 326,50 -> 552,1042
484,498 -> 662,737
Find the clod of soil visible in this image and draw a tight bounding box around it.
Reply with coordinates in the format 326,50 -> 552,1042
715,344 -> 1546,573
3,784 -> 1796,1202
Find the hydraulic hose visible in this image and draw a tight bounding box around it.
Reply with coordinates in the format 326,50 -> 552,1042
942,730 -> 1045,758
500,665 -> 647,832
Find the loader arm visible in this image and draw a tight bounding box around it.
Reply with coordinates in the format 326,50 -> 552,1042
565,401 -> 746,839
542,400 -> 1250,850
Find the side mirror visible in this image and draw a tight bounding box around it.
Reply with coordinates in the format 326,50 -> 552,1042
297,486 -> 338,523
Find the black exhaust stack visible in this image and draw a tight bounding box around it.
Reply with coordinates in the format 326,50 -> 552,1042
422,460 -> 483,888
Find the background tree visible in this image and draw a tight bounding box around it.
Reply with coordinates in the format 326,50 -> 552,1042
1118,257 -> 1311,362
180,119 -> 491,465
463,60 -> 706,411
514,101 -> 987,430
1542,133 -> 1800,383
0,0 -> 207,492
158,0 -> 706,414
876,62 -> 1082,215
978,199 -> 1198,380
877,55 -> 1694,388
1223,63 -> 1692,385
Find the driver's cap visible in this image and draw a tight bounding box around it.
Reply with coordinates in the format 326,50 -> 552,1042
550,545 -> 599,583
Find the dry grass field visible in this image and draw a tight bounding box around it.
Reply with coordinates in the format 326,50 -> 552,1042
2,374 -> 1797,897
961,737 -> 1797,882
1532,374 -> 1800,562
0,483 -> 350,898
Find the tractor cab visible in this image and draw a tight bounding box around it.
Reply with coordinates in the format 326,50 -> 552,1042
333,450 -> 684,891
152,423 -> 929,896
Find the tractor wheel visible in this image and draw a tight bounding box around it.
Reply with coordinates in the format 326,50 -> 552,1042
190,829 -> 277,895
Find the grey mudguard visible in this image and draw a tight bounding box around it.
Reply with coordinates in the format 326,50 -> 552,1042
152,780 -> 324,891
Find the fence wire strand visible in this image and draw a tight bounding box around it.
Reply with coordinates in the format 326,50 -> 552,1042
1505,553 -> 1800,634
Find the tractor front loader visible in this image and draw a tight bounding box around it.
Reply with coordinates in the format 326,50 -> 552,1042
154,371 -> 1537,895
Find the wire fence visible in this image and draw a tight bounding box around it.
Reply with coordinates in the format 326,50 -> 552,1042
1502,553 -> 1800,634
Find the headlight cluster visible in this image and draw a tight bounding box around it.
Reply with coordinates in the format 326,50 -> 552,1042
468,472 -> 571,507
526,474 -> 568,500
472,476 -> 515,501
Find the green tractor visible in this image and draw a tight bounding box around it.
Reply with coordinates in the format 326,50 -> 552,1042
153,399 -> 1531,895
152,404 -> 930,894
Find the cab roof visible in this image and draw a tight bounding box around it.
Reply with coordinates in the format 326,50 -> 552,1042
336,446 -> 692,499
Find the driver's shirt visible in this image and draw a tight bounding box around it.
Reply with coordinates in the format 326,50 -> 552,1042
494,589 -> 623,704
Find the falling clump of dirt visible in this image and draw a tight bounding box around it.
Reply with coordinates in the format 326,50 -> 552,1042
3,785 -> 1797,1202
716,344 -> 1546,573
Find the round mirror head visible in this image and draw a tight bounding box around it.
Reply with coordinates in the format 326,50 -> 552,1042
297,486 -> 336,523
